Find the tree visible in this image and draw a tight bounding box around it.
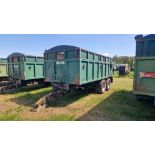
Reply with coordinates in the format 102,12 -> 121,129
113,55 -> 135,71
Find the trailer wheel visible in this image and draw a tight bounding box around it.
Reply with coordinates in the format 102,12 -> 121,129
95,80 -> 106,94
21,81 -> 27,87
38,80 -> 44,85
106,78 -> 111,91
153,97 -> 155,107
136,95 -> 143,101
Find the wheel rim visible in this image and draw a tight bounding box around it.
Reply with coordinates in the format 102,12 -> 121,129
102,87 -> 105,93
107,79 -> 111,90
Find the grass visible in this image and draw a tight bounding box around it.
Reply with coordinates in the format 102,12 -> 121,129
113,71 -> 134,79
5,85 -> 52,106
0,78 -> 155,121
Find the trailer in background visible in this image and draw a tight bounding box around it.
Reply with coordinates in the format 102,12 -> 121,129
7,52 -> 44,86
0,58 -> 8,81
118,64 -> 130,76
134,34 -> 155,105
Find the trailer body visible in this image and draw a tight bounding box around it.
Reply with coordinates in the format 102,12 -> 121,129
8,53 -> 44,85
0,58 -> 8,80
44,45 -> 113,92
118,64 -> 130,76
134,35 -> 155,98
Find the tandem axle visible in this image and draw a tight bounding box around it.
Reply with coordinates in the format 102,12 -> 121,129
33,77 -> 113,111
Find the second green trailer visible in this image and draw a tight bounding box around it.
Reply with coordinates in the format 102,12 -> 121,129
0,58 -> 8,81
8,52 -> 44,86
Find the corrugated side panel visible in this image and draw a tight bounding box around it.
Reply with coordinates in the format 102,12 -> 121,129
148,40 -> 155,56
45,48 -> 113,85
67,61 -> 80,84
0,58 -> 7,63
36,64 -> 44,78
136,41 -> 144,56
0,58 -> 8,77
26,57 -> 36,62
25,63 -> 35,79
25,63 -> 44,80
136,35 -> 155,57
45,62 -> 54,82
45,49 -> 80,84
134,57 -> 155,96
0,64 -> 8,77
37,57 -> 44,63
80,50 -> 113,85
12,64 -> 22,80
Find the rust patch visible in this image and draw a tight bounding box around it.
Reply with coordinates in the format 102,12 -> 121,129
74,74 -> 80,85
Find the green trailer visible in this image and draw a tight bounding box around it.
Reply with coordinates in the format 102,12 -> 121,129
7,53 -> 44,86
134,34 -> 155,104
44,45 -> 113,94
0,58 -> 8,81
118,64 -> 130,76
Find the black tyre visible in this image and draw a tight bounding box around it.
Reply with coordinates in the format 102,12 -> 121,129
136,95 -> 148,101
136,95 -> 142,101
106,78 -> 111,91
95,80 -> 106,94
38,80 -> 44,85
153,97 -> 155,107
21,81 -> 27,87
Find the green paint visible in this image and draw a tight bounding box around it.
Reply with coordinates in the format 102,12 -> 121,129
0,58 -> 8,78
45,47 -> 113,85
134,57 -> 155,96
8,54 -> 44,81
134,35 -> 155,97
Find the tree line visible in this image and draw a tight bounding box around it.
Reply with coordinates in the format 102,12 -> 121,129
113,55 -> 135,71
